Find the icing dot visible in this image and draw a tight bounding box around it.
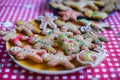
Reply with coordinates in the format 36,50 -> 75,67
64,42 -> 67,44
71,44 -> 74,46
71,47 -> 74,50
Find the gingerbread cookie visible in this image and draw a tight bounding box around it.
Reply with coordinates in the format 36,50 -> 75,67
59,9 -> 84,21
74,35 -> 96,50
49,2 -> 71,11
0,29 -> 28,46
48,29 -> 73,40
41,51 -> 76,69
82,30 -> 109,45
78,19 -> 112,31
28,35 -> 57,53
10,45 -> 47,63
55,20 -> 81,34
16,20 -> 40,36
76,46 -> 106,67
50,0 -> 64,3
36,13 -> 58,34
101,0 -> 120,12
58,34 -> 84,54
64,0 -> 105,11
84,10 -> 108,20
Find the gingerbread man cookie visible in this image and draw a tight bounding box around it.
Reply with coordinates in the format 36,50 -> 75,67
28,35 -> 56,53
36,13 -> 58,34
55,20 -> 81,34
16,20 -> 40,36
10,45 -> 47,63
0,29 -> 28,46
59,9 -> 84,21
74,35 -> 96,50
41,51 -> 76,69
58,34 -> 84,54
76,46 -> 106,67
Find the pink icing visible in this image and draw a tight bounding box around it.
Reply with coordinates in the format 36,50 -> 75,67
12,34 -> 23,43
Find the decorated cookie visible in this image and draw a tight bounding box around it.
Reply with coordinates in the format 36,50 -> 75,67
49,2 -> 71,11
58,34 -> 84,54
76,46 -> 106,67
48,29 -> 73,40
36,13 -> 58,34
82,30 -> 109,45
28,35 -> 56,53
64,0 -> 105,11
10,45 -> 47,63
59,9 -> 84,21
51,0 -> 64,3
0,29 -> 28,46
16,20 -> 40,36
101,0 -> 120,12
41,51 -> 76,69
74,35 -> 96,50
55,20 -> 81,34
84,10 -> 108,20
78,19 -> 112,31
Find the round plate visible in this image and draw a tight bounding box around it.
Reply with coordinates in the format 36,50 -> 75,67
6,42 -> 86,75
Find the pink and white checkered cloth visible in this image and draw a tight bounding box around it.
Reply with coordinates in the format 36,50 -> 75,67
0,0 -> 120,80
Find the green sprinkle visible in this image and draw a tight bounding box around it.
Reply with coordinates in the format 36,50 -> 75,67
93,12 -> 98,16
72,51 -> 76,54
82,33 -> 89,37
48,30 -> 54,34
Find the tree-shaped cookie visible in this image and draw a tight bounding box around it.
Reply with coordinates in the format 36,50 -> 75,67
41,51 -> 76,69
10,45 -> 47,63
28,35 -> 57,53
55,20 -> 81,34
59,9 -> 84,21
58,34 -> 84,54
36,13 -> 58,33
16,20 -> 40,36
0,29 -> 28,46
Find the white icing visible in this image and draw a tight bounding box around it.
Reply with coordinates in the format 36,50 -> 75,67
2,21 -> 13,28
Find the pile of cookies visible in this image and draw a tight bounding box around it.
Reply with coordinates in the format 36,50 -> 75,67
49,0 -> 120,20
0,0 -> 114,70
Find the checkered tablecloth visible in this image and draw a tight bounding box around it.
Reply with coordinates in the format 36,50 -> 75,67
0,0 -> 120,80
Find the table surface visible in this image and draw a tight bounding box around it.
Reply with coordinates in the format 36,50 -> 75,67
0,0 -> 120,80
